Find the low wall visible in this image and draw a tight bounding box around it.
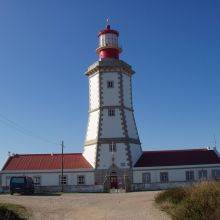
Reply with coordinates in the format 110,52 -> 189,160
34,185 -> 103,193
1,185 -> 103,193
132,181 -> 195,191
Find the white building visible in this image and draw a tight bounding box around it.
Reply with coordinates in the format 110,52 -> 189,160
1,25 -> 220,192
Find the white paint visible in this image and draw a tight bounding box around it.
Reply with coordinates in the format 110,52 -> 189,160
98,143 -> 129,169
89,73 -> 100,110
1,170 -> 95,187
85,110 -> 99,141
130,144 -> 142,166
83,144 -> 97,168
124,110 -> 138,139
122,73 -> 132,108
100,108 -> 125,138
133,165 -> 220,185
102,72 -> 120,106
99,33 -> 118,48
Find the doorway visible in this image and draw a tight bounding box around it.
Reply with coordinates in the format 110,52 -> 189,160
110,172 -> 118,189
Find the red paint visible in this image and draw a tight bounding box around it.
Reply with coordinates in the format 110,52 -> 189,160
97,25 -> 120,59
135,149 -> 220,167
2,153 -> 92,170
98,25 -> 119,37
99,48 -> 119,59
110,176 -> 118,189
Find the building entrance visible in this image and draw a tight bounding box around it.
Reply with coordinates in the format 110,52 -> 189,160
110,172 -> 118,189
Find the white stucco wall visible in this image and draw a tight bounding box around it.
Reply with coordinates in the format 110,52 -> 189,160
101,108 -> 125,138
98,143 -> 129,169
83,144 -> 97,168
133,164 -> 220,184
122,73 -> 132,108
1,170 -> 95,187
130,144 -> 142,166
124,110 -> 138,139
85,110 -> 99,141
102,72 -> 120,106
89,73 -> 100,110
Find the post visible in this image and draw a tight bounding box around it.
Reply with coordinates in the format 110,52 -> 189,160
61,140 -> 64,193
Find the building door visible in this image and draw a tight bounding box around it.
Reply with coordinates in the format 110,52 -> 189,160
110,172 -> 118,189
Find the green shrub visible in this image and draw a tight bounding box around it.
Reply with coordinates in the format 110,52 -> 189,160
155,181 -> 220,220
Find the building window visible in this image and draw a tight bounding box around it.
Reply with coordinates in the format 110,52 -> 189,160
160,172 -> 169,183
77,175 -> 85,185
59,175 -> 68,185
109,143 -> 116,152
107,81 -> 114,88
212,169 -> 220,180
198,170 -> 207,180
186,171 -> 194,181
142,173 -> 151,184
33,176 -> 41,186
108,108 -> 115,116
6,176 -> 11,187
121,162 -> 125,167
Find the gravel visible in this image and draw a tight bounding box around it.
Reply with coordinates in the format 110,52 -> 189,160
0,191 -> 170,220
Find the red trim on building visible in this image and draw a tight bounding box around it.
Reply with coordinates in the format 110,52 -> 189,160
135,148 -> 220,167
99,48 -> 119,59
2,153 -> 92,170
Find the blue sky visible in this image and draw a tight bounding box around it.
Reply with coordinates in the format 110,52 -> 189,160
0,0 -> 220,168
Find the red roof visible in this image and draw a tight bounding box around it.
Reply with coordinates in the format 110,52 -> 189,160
98,25 -> 119,37
2,153 -> 92,171
135,148 -> 220,167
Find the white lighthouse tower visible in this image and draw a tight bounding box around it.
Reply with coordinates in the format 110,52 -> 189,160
83,24 -> 142,187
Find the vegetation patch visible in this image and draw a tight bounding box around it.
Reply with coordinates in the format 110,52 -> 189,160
155,181 -> 220,220
0,203 -> 30,220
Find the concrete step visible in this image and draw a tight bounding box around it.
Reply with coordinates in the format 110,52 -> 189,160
110,188 -> 126,193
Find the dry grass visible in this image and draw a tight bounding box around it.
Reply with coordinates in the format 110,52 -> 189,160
0,203 -> 30,220
155,181 -> 220,220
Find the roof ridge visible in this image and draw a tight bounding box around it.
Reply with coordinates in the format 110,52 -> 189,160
142,148 -> 209,153
14,153 -> 82,156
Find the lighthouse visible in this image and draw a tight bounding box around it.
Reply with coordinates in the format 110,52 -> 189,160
83,24 -> 142,187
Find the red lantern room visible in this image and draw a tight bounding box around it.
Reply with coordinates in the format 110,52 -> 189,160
96,24 -> 122,60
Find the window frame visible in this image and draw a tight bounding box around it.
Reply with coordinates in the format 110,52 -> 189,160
59,175 -> 68,185
107,80 -> 114,88
212,169 -> 220,180
198,170 -> 208,180
109,143 -> 116,152
108,108 -> 115,117
77,175 -> 85,185
160,172 -> 169,183
142,173 -> 151,184
185,170 -> 194,182
33,176 -> 41,186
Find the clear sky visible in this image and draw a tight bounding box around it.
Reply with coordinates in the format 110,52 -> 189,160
0,0 -> 220,168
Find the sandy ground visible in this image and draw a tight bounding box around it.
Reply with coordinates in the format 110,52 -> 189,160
0,191 -> 170,220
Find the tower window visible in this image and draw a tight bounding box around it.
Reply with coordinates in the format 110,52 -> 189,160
109,143 -> 116,152
107,81 -> 114,88
108,108 -> 115,116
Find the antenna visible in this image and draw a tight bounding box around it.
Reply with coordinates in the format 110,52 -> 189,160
213,134 -> 217,148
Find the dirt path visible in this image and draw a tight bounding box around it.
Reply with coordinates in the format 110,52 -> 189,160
0,191 -> 170,220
